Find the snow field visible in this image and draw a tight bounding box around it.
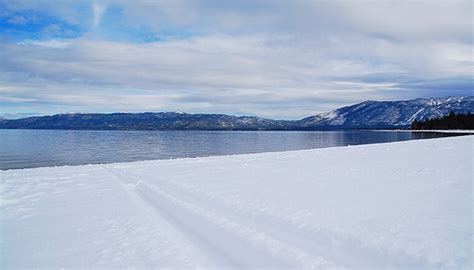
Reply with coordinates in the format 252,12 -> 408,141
1,135 -> 472,268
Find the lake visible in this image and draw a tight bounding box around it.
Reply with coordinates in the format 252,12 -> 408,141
0,129 -> 461,170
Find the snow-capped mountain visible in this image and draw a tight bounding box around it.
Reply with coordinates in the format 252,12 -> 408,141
298,96 -> 474,129
0,96 -> 472,130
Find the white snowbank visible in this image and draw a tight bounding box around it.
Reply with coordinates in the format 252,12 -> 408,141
410,129 -> 474,134
1,136 -> 472,269
377,129 -> 474,134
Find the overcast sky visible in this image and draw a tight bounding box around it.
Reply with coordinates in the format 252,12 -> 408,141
0,0 -> 472,119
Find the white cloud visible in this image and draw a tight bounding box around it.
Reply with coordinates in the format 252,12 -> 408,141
18,39 -> 72,48
92,2 -> 107,27
6,15 -> 27,24
0,0 -> 472,118
2,31 -> 471,119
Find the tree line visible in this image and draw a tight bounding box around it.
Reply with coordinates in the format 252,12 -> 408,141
411,112 -> 473,130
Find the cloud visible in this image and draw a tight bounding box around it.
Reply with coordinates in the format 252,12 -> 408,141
0,0 -> 472,119
6,15 -> 27,25
18,38 -> 72,48
116,0 -> 472,43
92,3 -> 107,27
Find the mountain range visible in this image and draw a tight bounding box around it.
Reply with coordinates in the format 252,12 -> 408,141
1,96 -> 472,130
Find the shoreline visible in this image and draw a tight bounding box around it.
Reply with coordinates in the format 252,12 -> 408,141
409,129 -> 474,134
1,131 -> 467,171
368,129 -> 474,134
1,127 -> 473,133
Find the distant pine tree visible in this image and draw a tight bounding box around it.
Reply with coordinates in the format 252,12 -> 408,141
411,119 -> 421,130
411,113 -> 474,130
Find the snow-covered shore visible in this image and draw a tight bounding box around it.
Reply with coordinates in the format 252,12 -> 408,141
1,136 -> 472,269
410,129 -> 474,134
377,129 -> 474,134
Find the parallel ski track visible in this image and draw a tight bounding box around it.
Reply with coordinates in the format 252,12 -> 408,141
101,164 -> 427,268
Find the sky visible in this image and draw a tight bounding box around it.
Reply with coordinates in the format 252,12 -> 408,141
0,0 -> 472,120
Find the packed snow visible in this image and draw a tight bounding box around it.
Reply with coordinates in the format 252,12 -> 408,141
1,136 -> 472,269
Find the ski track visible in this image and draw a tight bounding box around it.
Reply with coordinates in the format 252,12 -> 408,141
102,165 -> 338,269
102,164 -> 428,269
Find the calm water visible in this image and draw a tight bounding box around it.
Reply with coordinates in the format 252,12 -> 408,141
0,129 -> 461,170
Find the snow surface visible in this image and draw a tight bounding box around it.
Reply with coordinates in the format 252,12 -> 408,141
378,130 -> 474,134
1,136 -> 473,269
399,108 -> 425,126
410,130 -> 474,134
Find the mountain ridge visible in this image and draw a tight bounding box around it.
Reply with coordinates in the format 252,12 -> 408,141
1,96 -> 472,130
298,96 -> 473,129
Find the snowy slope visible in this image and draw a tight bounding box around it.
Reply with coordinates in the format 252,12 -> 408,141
299,96 -> 474,128
1,136 -> 472,268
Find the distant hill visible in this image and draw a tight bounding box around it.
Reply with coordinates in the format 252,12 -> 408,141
0,112 -> 295,131
1,96 -> 472,130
